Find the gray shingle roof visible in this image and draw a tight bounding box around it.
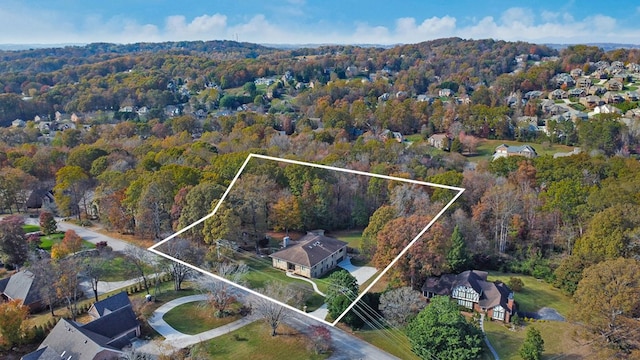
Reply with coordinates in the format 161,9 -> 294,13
270,234 -> 347,267
89,291 -> 130,317
2,270 -> 41,307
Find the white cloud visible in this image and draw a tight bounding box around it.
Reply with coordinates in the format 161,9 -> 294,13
501,7 -> 534,27
0,3 -> 638,46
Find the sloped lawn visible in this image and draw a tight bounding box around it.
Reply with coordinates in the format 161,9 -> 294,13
194,322 -> 330,360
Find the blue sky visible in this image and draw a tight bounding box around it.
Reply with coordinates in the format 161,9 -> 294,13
2,0 -> 640,45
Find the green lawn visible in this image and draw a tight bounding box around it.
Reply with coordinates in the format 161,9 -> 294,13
235,252 -> 324,311
470,139 -> 575,163
101,255 -> 153,282
353,328 -> 420,360
38,233 -> 65,250
163,301 -> 242,335
22,224 -> 40,233
193,321 -> 330,360
484,320 -> 593,359
486,272 -> 572,316
331,229 -> 364,250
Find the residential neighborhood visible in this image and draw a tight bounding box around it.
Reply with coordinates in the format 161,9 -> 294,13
1,16 -> 640,359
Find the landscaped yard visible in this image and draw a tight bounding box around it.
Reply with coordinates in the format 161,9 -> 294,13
163,301 -> 242,335
484,320 -> 594,359
192,322 -> 330,360
486,272 -> 572,316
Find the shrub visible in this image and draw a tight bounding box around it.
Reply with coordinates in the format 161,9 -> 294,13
508,277 -> 524,292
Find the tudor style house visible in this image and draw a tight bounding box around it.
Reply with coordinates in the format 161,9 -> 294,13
422,270 -> 516,322
493,144 -> 538,160
270,231 -> 348,278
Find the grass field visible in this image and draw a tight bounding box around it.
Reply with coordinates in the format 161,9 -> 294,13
22,224 -> 40,233
484,320 -> 594,359
486,272 -> 572,316
194,322 -> 330,360
38,233 -> 65,250
353,327 -> 420,360
234,252 -> 325,311
468,139 -> 575,163
331,229 -> 364,250
163,301 -> 242,335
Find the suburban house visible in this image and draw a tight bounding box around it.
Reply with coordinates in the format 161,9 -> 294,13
0,270 -> 43,312
22,291 -> 140,360
428,133 -> 451,150
422,270 -> 516,322
605,79 -> 624,91
493,144 -> 538,160
270,231 -> 348,278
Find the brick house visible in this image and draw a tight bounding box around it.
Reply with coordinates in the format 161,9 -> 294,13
270,231 -> 347,278
422,270 -> 516,322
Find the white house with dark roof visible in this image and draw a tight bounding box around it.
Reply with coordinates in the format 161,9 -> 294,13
270,231 -> 347,278
422,270 -> 516,322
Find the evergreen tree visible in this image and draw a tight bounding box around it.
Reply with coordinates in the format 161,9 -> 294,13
520,327 -> 544,360
446,225 -> 469,273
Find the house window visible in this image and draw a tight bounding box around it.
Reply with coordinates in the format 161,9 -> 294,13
457,299 -> 473,309
492,306 -> 505,321
452,286 -> 479,302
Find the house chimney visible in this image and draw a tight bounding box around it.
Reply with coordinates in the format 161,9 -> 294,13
283,236 -> 290,248
508,292 -> 515,312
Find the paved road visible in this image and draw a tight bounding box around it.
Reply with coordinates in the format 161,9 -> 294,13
24,216 -> 133,252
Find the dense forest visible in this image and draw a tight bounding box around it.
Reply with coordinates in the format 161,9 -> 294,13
1,37 -> 640,357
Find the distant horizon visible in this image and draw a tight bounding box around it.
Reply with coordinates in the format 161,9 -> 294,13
2,1 -> 640,45
1,38 -> 640,52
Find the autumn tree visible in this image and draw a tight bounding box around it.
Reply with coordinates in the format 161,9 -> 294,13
570,258 -> 640,352
269,193 -> 303,234
203,201 -> 242,250
54,165 -> 91,220
374,215 -> 449,287
0,215 -> 28,269
176,182 -> 226,243
39,211 -> 57,235
361,205 -> 397,260
572,204 -> 640,262
51,229 -> 83,259
0,167 -> 37,213
379,287 -> 426,327
406,295 -> 484,360
520,326 -> 545,360
0,299 -> 29,347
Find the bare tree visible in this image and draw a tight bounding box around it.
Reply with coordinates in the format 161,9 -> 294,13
379,287 -> 426,327
196,262 -> 248,317
30,258 -> 58,316
159,238 -> 204,291
81,249 -> 114,302
124,245 -> 154,294
253,282 -> 304,336
54,258 -> 82,321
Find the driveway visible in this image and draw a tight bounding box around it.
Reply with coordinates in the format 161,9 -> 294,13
134,294 -> 259,355
337,257 -> 377,285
